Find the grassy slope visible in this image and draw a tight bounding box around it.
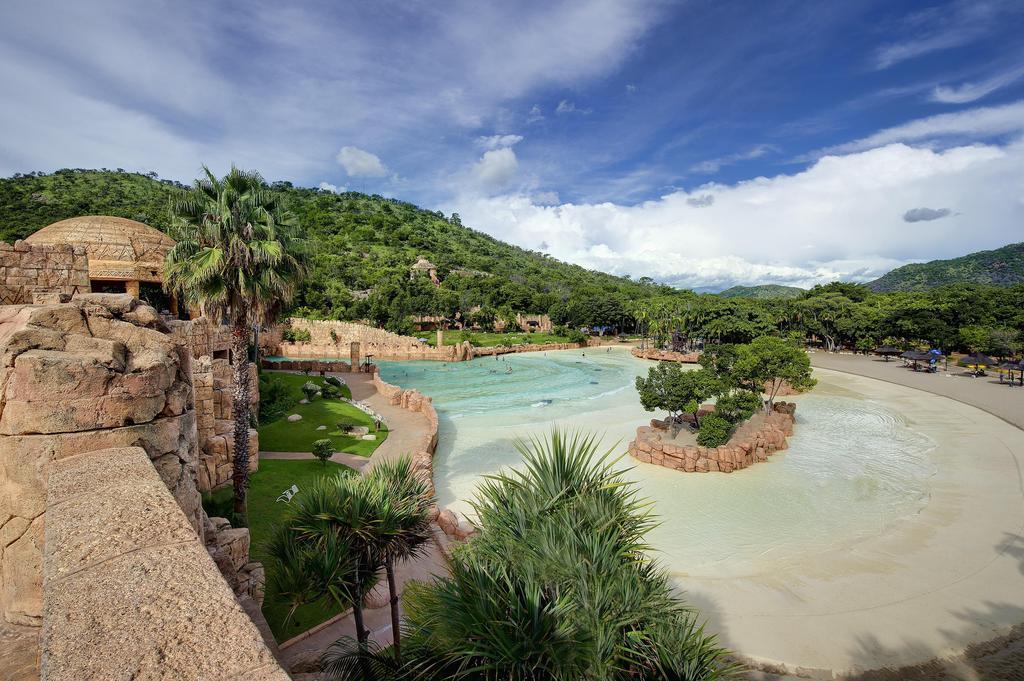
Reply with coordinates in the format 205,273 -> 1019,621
205,459 -> 356,640
717,284 -> 805,300
258,373 -> 386,454
868,242 -> 1024,292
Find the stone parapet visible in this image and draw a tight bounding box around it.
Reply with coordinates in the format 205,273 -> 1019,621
629,402 -> 797,473
40,446 -> 287,680
631,347 -> 701,363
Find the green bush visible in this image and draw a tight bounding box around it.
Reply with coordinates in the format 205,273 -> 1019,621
566,328 -> 588,344
258,374 -> 299,423
321,383 -> 342,399
282,327 -> 312,343
713,390 -> 761,424
301,381 -> 321,401
696,414 -> 732,447
311,438 -> 334,465
324,375 -> 344,388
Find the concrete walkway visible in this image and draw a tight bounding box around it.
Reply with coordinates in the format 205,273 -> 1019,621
809,352 -> 1024,430
259,450 -> 371,471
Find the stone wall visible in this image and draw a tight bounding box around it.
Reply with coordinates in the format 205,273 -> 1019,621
40,446 -> 287,680
629,403 -> 797,473
193,355 -> 259,491
278,317 -> 474,362
631,347 -> 702,363
472,340 -> 588,357
0,241 -> 89,306
165,316 -> 280,359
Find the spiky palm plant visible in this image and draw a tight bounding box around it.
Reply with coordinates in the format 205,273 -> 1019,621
164,166 -> 304,518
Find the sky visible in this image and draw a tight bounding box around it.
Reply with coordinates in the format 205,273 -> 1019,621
1,0 -> 1023,291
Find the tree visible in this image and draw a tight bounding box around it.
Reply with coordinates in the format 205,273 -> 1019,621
164,166 -> 304,518
732,336 -> 815,410
636,363 -> 720,434
312,439 -> 334,466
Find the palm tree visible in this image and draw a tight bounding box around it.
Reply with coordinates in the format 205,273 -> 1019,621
365,458 -> 434,665
164,166 -> 304,517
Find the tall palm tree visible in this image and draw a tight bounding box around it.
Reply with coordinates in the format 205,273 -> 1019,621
164,166 -> 304,517
365,458 -> 434,664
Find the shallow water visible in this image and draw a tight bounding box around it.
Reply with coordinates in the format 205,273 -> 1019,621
379,348 -> 936,577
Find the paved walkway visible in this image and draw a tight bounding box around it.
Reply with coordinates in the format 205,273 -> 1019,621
809,352 -> 1024,430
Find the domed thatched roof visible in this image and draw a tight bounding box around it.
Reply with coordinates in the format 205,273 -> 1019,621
26,216 -> 175,283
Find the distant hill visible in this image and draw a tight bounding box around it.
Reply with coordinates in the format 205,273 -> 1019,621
717,284 -> 805,300
0,169 -> 669,327
868,242 -> 1024,292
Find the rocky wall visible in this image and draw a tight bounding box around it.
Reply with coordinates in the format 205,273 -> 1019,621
40,446 -> 287,680
0,295 -> 204,626
629,402 -> 797,473
192,355 -> 259,491
277,317 -> 474,361
0,241 -> 90,306
631,347 -> 702,363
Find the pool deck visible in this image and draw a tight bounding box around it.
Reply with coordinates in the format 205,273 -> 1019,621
809,351 -> 1024,430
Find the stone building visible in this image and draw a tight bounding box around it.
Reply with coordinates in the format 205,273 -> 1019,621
24,215 -> 179,313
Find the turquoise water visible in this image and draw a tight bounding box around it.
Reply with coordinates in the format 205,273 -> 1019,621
379,348 -> 936,577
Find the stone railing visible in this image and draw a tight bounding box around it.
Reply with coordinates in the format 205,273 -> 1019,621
631,347 -> 701,363
369,374 -> 476,541
629,403 -> 797,473
40,446 -> 288,680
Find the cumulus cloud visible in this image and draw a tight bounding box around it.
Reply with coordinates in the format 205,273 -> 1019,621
449,140 -> 1024,290
473,147 -> 519,188
476,134 -> 524,150
526,105 -> 544,123
932,65 -> 1024,104
903,207 -> 952,222
533,191 -> 561,205
690,144 -> 775,174
336,146 -> 388,177
556,100 -> 592,114
318,181 -> 346,193
686,194 -> 715,208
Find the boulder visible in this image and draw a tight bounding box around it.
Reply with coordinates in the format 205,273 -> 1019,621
286,414 -> 302,422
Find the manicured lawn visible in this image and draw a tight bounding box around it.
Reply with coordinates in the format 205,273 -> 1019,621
425,331 -> 571,347
205,458 -> 357,641
258,372 -> 386,455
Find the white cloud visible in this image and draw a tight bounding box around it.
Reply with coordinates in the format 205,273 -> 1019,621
690,144 -> 776,174
473,147 -> 519,188
932,64 -> 1024,104
626,84 -> 638,93
533,191 -> 560,205
318,181 -> 346,193
526,105 -> 544,123
449,140 -> 1024,290
556,100 -> 592,115
476,134 -> 524,150
336,146 -> 388,177
815,100 -> 1024,156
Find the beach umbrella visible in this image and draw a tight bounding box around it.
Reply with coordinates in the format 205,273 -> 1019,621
997,361 -> 1024,385
874,345 -> 901,361
957,352 -> 996,367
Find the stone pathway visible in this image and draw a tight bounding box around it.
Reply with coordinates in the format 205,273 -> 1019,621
259,450 -> 370,471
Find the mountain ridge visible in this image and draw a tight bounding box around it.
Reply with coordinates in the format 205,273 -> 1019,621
867,242 -> 1024,292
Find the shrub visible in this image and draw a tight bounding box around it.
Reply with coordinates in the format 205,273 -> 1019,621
321,383 -> 342,399
696,414 -> 732,447
301,381 -> 321,401
324,375 -> 344,388
713,390 -> 761,424
258,374 -> 298,423
553,324 -> 569,337
312,439 -> 334,466
282,328 -> 312,343
566,328 -> 588,344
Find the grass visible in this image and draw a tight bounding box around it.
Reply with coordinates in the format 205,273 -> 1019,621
424,331 -> 571,347
204,458 -> 357,640
257,372 -> 387,455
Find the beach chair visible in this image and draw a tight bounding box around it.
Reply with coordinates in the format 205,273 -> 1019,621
276,484 -> 299,503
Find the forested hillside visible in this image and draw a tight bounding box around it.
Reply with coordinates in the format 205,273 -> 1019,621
868,242 -> 1024,292
717,284 -> 804,300
0,169 -> 670,332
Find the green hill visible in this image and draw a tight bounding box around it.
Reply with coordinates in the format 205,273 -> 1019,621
717,284 -> 805,300
0,169 -> 670,331
868,243 -> 1024,292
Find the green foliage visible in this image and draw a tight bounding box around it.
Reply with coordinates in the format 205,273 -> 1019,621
636,364 -> 720,426
868,242 -> 1024,292
312,438 -> 334,465
301,381 -> 321,401
322,430 -> 736,680
324,375 -> 344,388
718,284 -> 804,300
565,328 -> 588,344
733,337 -> 815,408
282,327 -> 312,342
321,383 -> 342,399
696,414 -> 732,447
713,390 -> 761,424
258,373 -> 299,423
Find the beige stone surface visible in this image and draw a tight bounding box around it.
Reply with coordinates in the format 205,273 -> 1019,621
41,446 -> 288,680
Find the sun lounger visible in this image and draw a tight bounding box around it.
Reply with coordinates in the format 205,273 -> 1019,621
276,484 -> 299,503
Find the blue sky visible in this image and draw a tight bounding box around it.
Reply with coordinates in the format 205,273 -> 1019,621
2,0 -> 1023,290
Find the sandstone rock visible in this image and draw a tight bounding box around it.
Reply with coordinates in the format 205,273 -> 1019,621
363,581 -> 391,609
286,414 -> 302,422
361,434 -> 376,441
437,509 -> 458,536
316,425 -> 327,431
